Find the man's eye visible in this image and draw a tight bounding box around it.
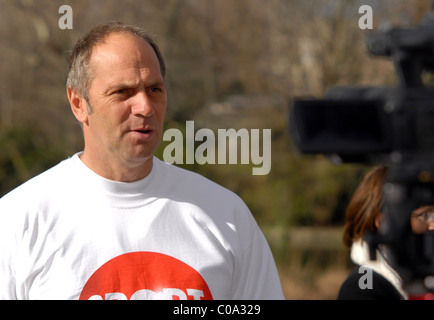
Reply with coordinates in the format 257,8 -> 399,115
148,87 -> 163,93
115,89 -> 128,94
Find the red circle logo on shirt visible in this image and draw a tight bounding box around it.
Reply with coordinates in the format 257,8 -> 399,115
79,252 -> 213,300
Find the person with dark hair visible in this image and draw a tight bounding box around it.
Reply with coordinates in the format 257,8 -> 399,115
337,166 -> 407,300
0,22 -> 284,300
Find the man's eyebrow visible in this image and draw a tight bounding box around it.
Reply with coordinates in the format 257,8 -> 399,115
103,78 -> 166,95
105,80 -> 139,93
146,80 -> 166,88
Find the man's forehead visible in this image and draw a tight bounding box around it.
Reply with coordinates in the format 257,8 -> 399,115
90,32 -> 156,70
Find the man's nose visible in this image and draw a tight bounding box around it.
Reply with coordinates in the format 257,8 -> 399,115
131,91 -> 154,117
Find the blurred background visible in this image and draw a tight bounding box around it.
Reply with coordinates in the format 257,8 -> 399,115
0,0 -> 430,299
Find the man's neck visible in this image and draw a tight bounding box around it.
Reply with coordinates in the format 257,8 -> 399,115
79,150 -> 153,182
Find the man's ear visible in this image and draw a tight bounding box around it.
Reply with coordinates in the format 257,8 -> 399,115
67,87 -> 89,124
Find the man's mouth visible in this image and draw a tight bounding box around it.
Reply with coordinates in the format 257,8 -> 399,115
131,128 -> 154,140
134,129 -> 152,134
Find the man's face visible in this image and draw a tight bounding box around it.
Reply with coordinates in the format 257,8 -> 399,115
78,32 -> 167,180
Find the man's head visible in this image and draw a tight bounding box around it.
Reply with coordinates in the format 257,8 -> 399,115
67,22 -> 166,110
66,22 -> 167,182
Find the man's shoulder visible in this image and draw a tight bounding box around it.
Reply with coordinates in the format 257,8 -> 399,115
156,158 -> 240,194
0,157 -> 74,204
154,157 -> 247,209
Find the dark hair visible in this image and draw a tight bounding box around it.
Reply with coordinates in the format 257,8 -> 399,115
66,22 -> 166,101
342,166 -> 388,249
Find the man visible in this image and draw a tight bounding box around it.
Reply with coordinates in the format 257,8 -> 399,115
0,22 -> 284,300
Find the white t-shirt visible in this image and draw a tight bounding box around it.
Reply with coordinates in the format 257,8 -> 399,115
0,153 -> 284,300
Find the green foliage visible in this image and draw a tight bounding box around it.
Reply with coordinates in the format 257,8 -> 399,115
0,125 -> 71,196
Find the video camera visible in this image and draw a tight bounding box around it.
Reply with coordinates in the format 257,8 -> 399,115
289,10 -> 434,297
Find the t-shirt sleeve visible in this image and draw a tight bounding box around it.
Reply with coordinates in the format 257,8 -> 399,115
230,211 -> 285,300
0,197 -> 18,299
